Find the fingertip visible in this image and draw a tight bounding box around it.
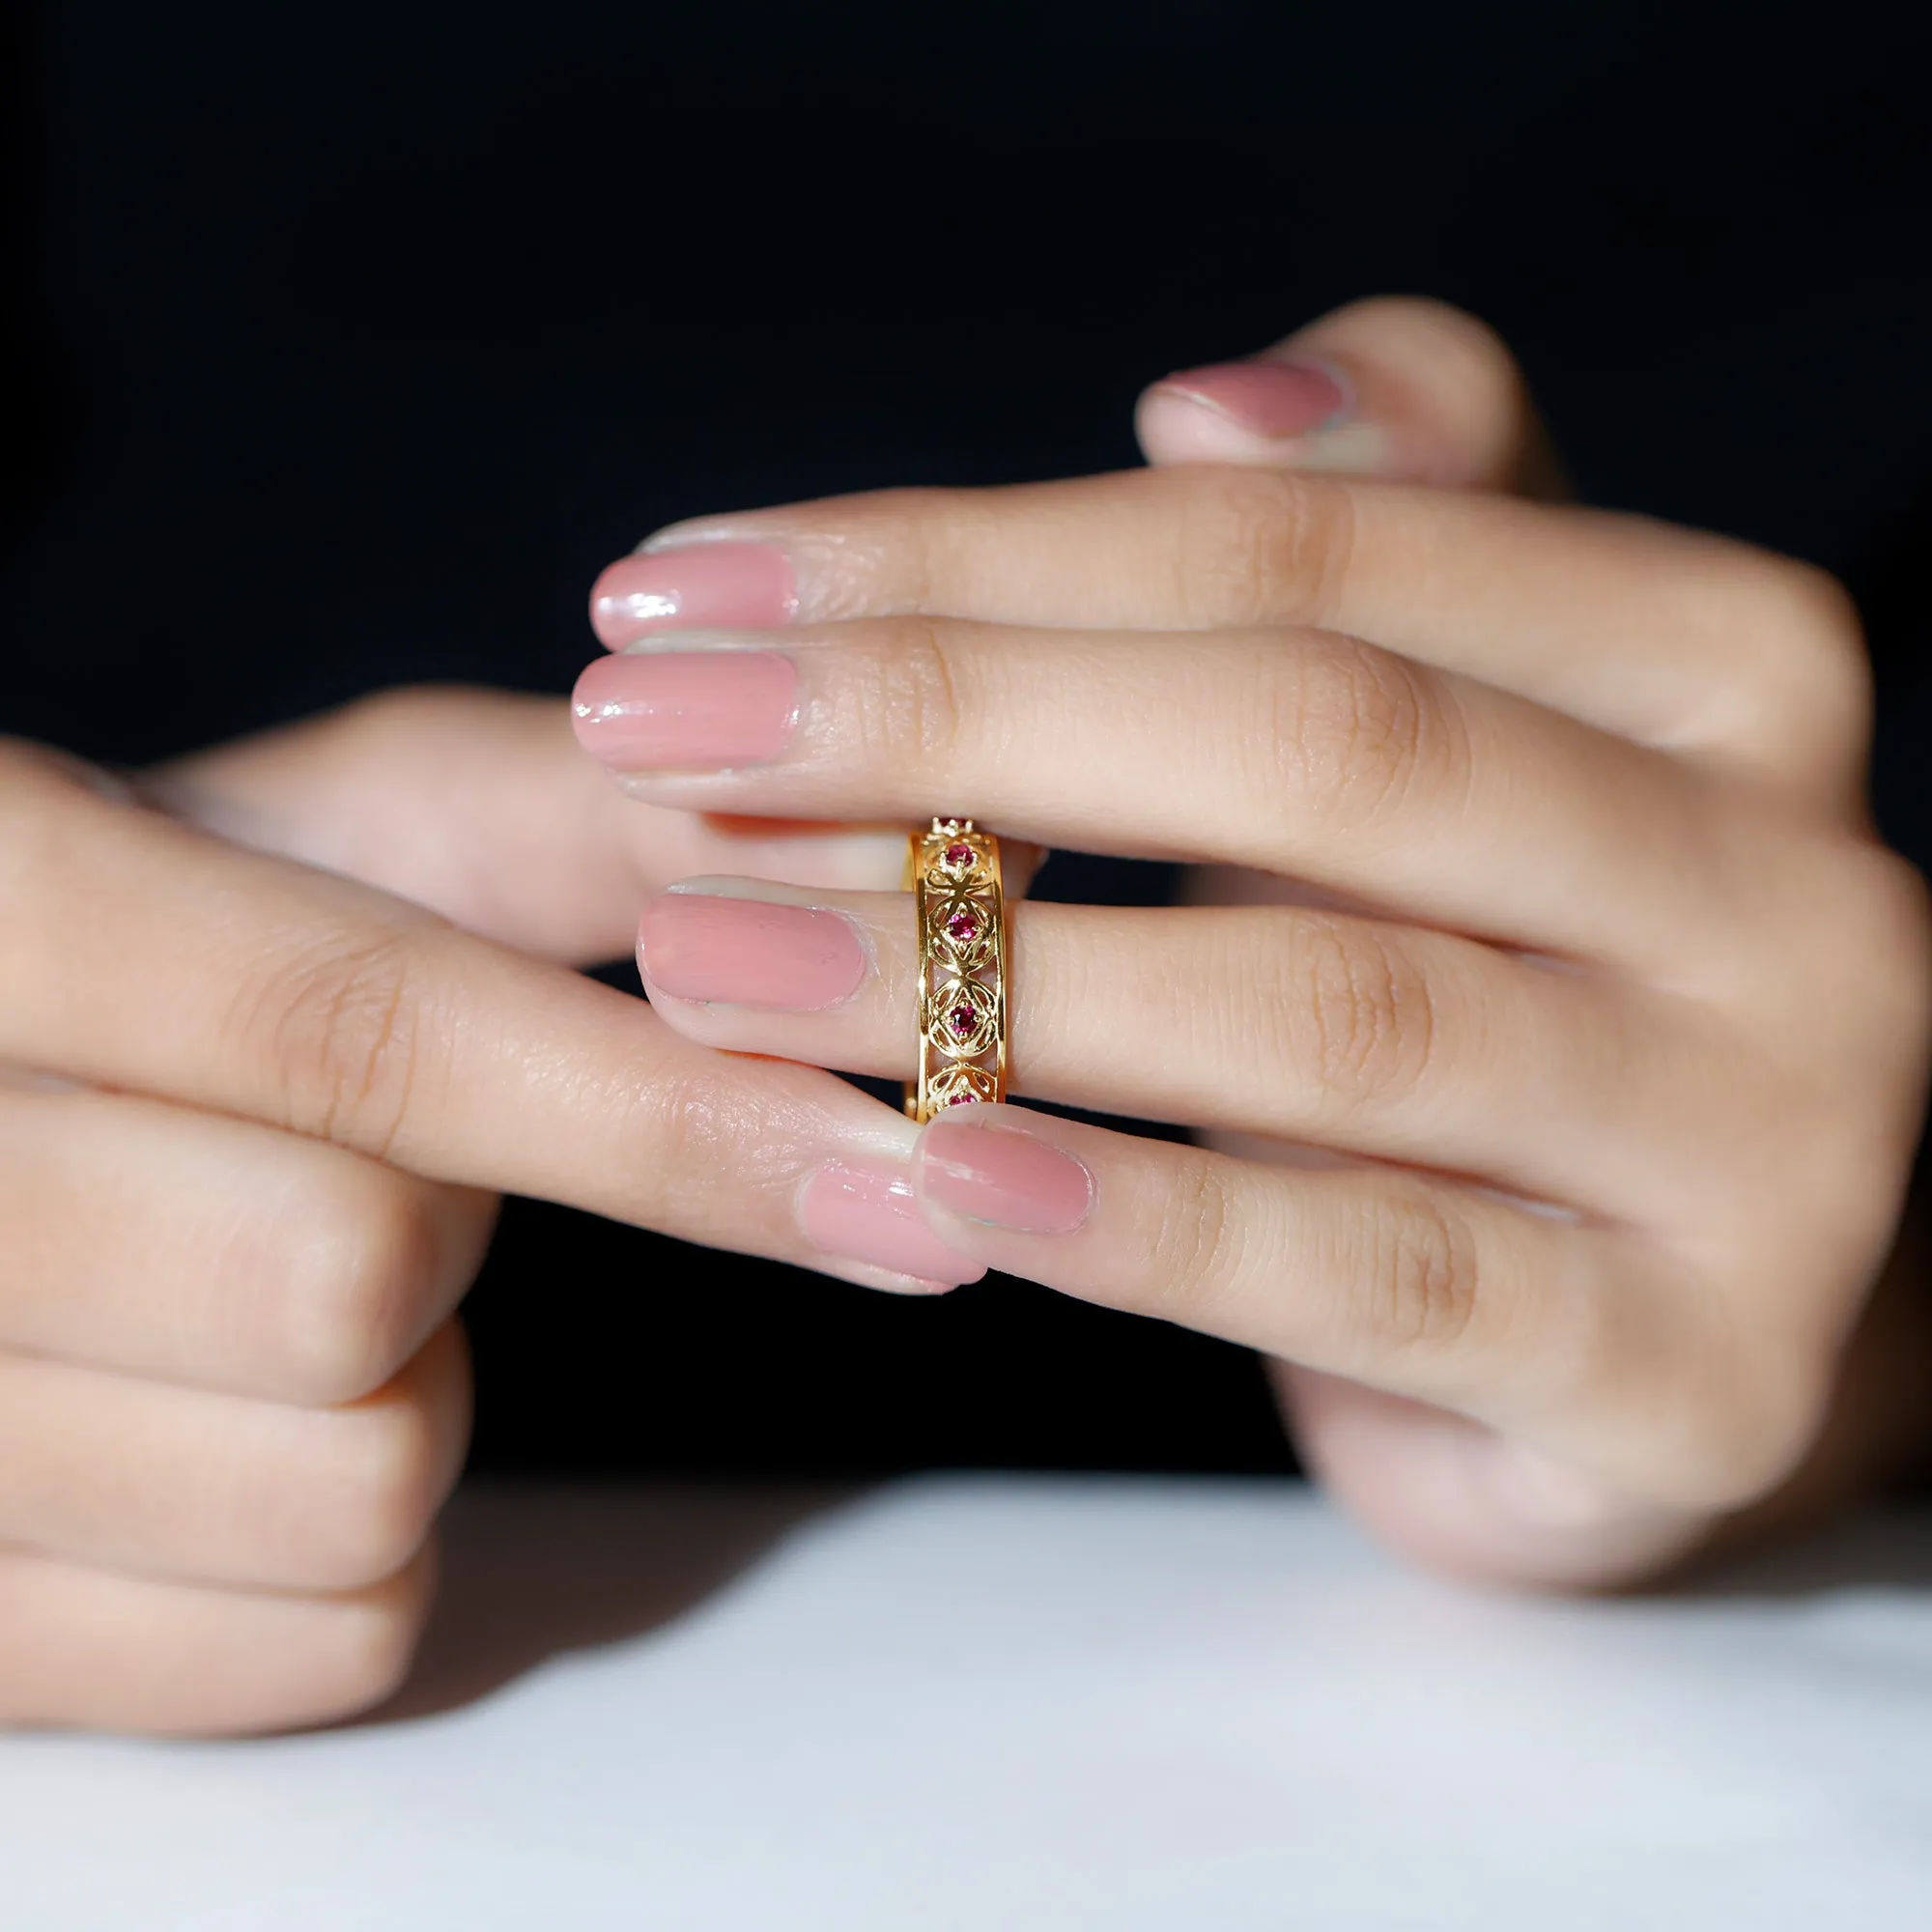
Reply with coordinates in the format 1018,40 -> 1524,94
1135,355 -> 1356,466
1137,296 -> 1552,494
800,1156 -> 988,1288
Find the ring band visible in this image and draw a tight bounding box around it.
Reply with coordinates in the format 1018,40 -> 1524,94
904,817 -> 1008,1122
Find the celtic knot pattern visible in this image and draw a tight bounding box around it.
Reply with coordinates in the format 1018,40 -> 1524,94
905,818 -> 1007,1122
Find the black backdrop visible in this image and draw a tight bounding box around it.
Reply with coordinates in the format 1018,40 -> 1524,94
4,0 -> 1929,1476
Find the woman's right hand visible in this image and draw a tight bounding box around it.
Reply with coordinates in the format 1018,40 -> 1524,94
0,694 -> 953,1735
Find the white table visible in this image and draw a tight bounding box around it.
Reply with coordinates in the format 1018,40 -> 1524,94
8,1476 -> 1932,1928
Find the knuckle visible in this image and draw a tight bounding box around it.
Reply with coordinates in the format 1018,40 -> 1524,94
274,1172 -> 450,1405
1721,554 -> 1871,757
1272,915 -> 1441,1109
1142,1159 -> 1243,1325
1365,1192 -> 1484,1358
1861,849 -> 1932,1034
324,683 -> 466,748
0,741 -> 115,912
849,616 -> 971,771
1165,466 -> 1354,629
302,1558 -> 437,1723
886,489 -> 948,614
1804,842 -> 1932,1066
237,923 -> 432,1160
1661,1348 -> 1830,1512
1769,565 -> 1868,717
1266,636 -> 1455,832
1595,1264 -> 1834,1513
304,1399 -> 448,1590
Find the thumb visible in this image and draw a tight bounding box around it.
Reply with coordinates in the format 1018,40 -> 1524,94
144,686 -> 910,965
1136,296 -> 1566,496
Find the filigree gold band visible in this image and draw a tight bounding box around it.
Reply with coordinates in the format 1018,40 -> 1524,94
904,817 -> 1008,1122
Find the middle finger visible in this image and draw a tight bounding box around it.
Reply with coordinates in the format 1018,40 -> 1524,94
573,619 -> 1773,977
0,1082 -> 496,1405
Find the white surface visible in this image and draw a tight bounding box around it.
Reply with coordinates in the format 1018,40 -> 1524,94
7,1476 -> 1932,1928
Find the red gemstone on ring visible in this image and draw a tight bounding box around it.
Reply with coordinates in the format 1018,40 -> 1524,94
947,1005 -> 977,1038
944,842 -> 975,867
946,910 -> 980,941
946,1091 -> 977,1105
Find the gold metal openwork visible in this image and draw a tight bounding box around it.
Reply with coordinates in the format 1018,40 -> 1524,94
904,817 -> 1007,1123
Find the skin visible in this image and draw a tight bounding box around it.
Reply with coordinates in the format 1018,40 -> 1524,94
0,715 -> 929,1733
3,299 -> 1926,1735
597,300 -> 1932,1591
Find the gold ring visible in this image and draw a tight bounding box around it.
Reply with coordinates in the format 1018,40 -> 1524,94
904,817 -> 1008,1122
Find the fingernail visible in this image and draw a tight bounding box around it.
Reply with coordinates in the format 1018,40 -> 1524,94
639,890 -> 867,1009
801,1161 -> 985,1287
589,541 -> 797,648
918,1110 -> 1094,1235
1152,355 -> 1353,439
570,650 -> 797,770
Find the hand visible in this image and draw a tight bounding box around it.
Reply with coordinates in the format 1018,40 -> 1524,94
0,702 -> 967,1735
571,298 -> 1932,1589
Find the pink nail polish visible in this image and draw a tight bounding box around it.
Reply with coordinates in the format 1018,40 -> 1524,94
639,893 -> 867,1009
570,650 -> 797,770
801,1161 -> 985,1287
918,1113 -> 1094,1235
588,542 -> 797,648
1153,357 -> 1352,439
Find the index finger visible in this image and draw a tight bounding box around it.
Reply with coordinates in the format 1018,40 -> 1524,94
593,469 -> 1863,784
0,748 -> 980,1293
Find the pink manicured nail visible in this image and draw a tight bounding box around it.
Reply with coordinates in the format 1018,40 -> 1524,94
918,1112 -> 1094,1235
589,542 -> 797,647
802,1161 -> 984,1288
1153,356 -> 1352,439
639,892 -> 867,1009
571,650 -> 797,769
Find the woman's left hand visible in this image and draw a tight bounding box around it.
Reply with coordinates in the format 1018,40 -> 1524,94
570,299 -> 1932,1589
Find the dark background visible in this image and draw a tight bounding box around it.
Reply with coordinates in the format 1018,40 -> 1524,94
3,0 -> 1929,1477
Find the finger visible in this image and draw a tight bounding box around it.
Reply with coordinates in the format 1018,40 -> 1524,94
1136,296 -> 1567,496
0,1321 -> 469,1592
906,1104 -> 1790,1510
0,749 -> 981,1294
595,469 -> 1864,777
147,686 -> 912,964
0,1085 -> 496,1403
571,624 -> 1764,974
0,1542 -> 436,1735
635,881 -> 1739,1221
1273,1364 -> 1715,1591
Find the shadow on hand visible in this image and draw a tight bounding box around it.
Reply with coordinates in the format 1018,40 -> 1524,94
360,1480 -> 858,1725
1667,1508 -> 1932,1599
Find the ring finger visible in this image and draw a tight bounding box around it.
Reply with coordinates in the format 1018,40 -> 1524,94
635,881 -> 1751,1224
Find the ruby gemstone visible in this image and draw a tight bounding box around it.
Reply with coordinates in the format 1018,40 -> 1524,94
947,1005 -> 977,1038
946,910 -> 980,941
944,842 -> 975,867
946,1091 -> 977,1105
